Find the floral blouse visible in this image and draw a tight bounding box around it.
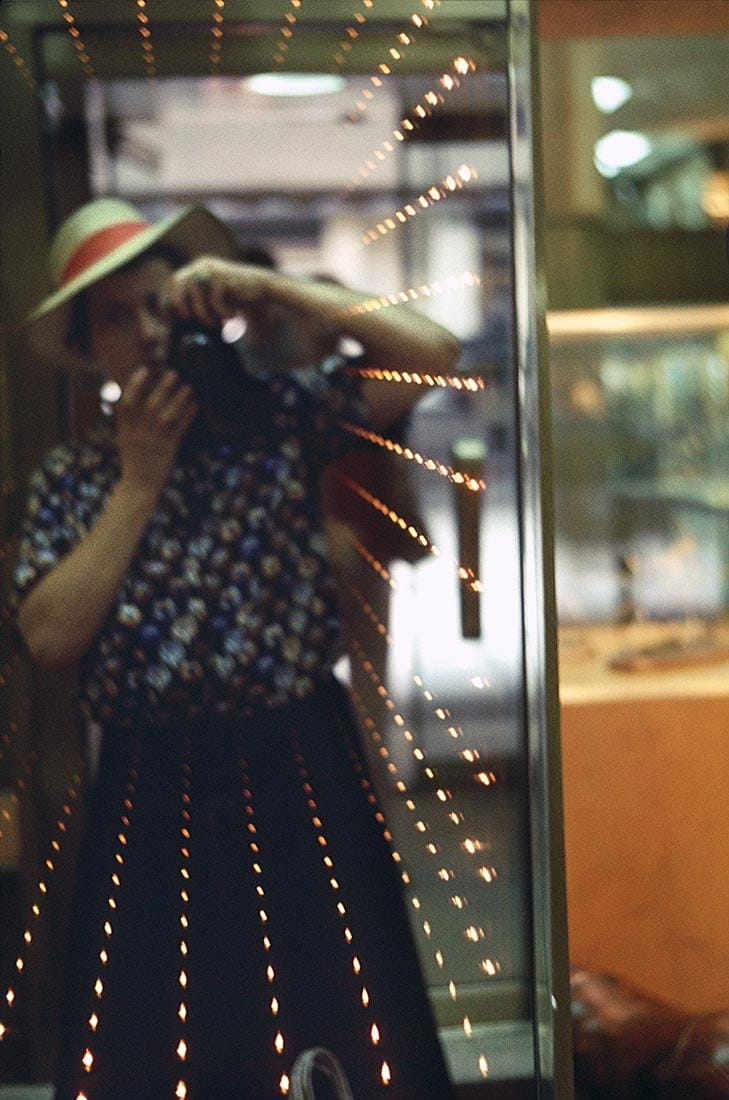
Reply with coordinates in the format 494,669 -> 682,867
13,359 -> 368,733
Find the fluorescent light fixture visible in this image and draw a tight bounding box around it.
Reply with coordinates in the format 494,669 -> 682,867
244,73 -> 347,98
594,130 -> 652,174
591,76 -> 632,114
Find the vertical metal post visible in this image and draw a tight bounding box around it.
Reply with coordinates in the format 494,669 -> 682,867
507,1 -> 574,1095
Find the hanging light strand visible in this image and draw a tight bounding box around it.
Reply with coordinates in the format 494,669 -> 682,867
346,688 -> 459,982
348,682 -> 501,1007
344,55 -> 476,194
351,365 -> 485,393
338,420 -> 485,491
1,769 -> 83,1041
351,644 -> 502,978
79,747 -> 141,1088
239,758 -> 291,1095
272,0 -> 303,68
174,742 -> 193,1100
0,27 -> 38,90
348,270 -> 481,314
332,0 -> 376,69
0,751 -> 38,846
55,1 -> 94,79
350,536 -> 398,591
333,708 -> 454,983
331,469 -> 482,592
208,0 -> 225,71
345,0 -> 441,112
133,0 -> 156,80
339,549 -> 493,699
287,728 -> 392,1089
352,638 -> 498,803
358,165 -> 478,249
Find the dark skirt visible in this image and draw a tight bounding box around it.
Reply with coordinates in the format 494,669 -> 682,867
54,678 -> 454,1100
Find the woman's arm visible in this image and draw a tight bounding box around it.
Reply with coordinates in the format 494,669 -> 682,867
19,479 -> 160,668
158,258 -> 462,430
18,368 -> 197,669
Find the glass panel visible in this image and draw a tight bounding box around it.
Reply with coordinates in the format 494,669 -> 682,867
549,305 -> 729,626
0,2 -> 569,1095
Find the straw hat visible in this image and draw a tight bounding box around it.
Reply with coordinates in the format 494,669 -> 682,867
26,197 -> 239,366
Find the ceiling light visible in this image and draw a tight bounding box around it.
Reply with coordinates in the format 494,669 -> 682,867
244,73 -> 346,97
594,130 -> 652,175
591,76 -> 632,114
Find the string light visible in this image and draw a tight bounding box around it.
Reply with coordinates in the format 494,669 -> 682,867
339,421 -> 485,491
340,696 -> 454,983
352,638 -> 463,788
351,537 -> 398,590
348,270 -> 481,314
0,751 -> 39,845
348,586 -> 393,645
174,742 -> 193,1098
288,731 -> 390,1088
79,748 -> 141,1085
208,0 -> 225,69
272,1 -> 302,68
55,1 -> 94,79
134,0 -> 156,80
238,757 -> 290,1092
332,469 -> 482,592
0,28 -> 38,90
1,769 -> 83,1035
348,681 -> 501,1035
352,365 -> 485,393
349,640 -> 503,963
345,55 -> 476,192
358,165 -> 478,249
334,470 -> 435,551
344,0 -> 441,113
345,589 -> 486,748
331,0 -> 375,68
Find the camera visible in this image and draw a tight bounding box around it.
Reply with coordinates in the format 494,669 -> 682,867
170,321 -> 274,431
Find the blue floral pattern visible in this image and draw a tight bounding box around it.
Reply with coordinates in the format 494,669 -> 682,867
13,363 -> 368,732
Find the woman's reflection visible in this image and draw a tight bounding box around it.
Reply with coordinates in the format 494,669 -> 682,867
11,197 -> 459,1099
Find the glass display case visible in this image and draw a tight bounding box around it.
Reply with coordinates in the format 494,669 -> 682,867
548,305 -> 729,626
550,305 -> 729,1019
0,2 -> 571,1096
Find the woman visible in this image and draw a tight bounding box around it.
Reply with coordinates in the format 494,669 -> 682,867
13,198 -> 459,1099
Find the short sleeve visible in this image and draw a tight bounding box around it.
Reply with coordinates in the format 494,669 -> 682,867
11,444 -> 90,606
268,353 -> 371,465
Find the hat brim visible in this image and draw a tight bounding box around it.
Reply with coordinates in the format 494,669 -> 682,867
26,204 -> 240,368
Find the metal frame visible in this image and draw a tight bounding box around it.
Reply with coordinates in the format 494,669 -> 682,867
507,1 -> 574,1095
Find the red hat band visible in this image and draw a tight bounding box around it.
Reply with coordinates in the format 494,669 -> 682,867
59,220 -> 152,287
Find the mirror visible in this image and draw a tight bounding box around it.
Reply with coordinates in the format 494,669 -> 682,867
0,2 -> 569,1096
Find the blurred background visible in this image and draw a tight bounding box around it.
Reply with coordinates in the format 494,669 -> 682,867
539,0 -> 729,1038
0,0 -> 728,1097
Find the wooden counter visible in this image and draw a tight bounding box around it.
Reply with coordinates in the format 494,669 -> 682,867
559,621 -> 729,1013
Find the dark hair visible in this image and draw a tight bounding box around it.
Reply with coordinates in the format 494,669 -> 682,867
65,241 -> 186,356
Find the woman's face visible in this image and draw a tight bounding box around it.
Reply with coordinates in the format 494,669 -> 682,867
87,256 -> 174,386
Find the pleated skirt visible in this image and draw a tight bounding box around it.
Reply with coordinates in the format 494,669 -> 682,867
53,677 -> 454,1100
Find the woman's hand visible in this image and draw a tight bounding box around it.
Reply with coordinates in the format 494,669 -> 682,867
116,367 -> 198,500
155,256 -> 274,329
